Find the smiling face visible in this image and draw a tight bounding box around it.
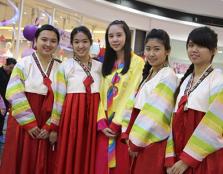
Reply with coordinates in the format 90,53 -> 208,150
107,24 -> 126,53
187,40 -> 214,66
72,31 -> 91,60
35,30 -> 58,56
144,39 -> 169,69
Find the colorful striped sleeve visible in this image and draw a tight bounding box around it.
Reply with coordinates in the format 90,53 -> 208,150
180,86 -> 223,168
50,64 -> 67,131
97,76 -> 108,131
6,64 -> 37,130
129,71 -> 177,151
165,116 -> 176,166
111,56 -> 144,132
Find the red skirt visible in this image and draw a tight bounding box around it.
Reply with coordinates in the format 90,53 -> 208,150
55,93 -> 100,174
172,108 -> 223,174
0,92 -> 55,174
95,133 -> 130,174
131,140 -> 167,174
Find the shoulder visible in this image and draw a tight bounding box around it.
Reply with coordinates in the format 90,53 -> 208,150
92,58 -> 102,68
131,53 -> 144,64
130,53 -> 145,70
209,68 -> 223,86
161,67 -> 176,77
16,55 -> 33,68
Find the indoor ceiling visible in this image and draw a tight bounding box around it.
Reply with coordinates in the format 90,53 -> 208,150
136,0 -> 223,18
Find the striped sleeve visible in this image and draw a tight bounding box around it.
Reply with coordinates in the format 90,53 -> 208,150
97,76 -> 108,130
129,71 -> 177,151
180,86 -> 223,168
6,64 -> 37,130
112,56 -> 144,129
165,116 -> 176,166
50,64 -> 67,131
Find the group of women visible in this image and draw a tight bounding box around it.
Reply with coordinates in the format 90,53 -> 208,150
0,19 -> 223,174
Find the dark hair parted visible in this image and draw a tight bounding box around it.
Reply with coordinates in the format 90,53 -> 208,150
174,26 -> 218,102
186,26 -> 217,51
6,57 -> 17,65
102,20 -> 131,77
141,29 -> 171,84
70,26 -> 93,45
35,24 -> 60,43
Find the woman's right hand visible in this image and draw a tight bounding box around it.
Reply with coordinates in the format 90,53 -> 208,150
28,126 -> 41,138
102,128 -> 116,138
49,131 -> 58,144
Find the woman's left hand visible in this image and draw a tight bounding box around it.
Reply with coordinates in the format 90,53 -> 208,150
37,129 -> 49,139
169,160 -> 189,174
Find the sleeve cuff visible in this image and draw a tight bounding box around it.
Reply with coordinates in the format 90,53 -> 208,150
50,123 -> 59,132
42,124 -> 51,132
109,121 -> 121,134
23,120 -> 38,131
180,151 -> 201,168
120,132 -> 129,144
129,140 -> 144,152
165,157 -> 176,167
97,118 -> 108,131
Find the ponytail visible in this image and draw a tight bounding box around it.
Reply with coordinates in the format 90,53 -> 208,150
139,62 -> 152,87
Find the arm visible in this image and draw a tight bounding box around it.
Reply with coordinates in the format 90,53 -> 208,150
129,70 -> 177,152
111,55 -> 145,134
50,65 -> 67,132
6,64 -> 37,131
97,76 -> 109,131
165,116 -> 176,167
180,87 -> 223,168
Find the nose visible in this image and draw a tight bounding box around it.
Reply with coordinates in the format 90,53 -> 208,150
46,40 -> 51,46
191,45 -> 199,52
149,50 -> 155,57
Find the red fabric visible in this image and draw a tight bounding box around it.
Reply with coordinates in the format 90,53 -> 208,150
95,133 -> 130,174
171,95 -> 223,173
120,108 -> 140,143
97,118 -> 108,131
42,77 -> 54,115
109,121 -> 121,134
23,120 -> 38,131
0,92 -> 55,174
131,140 -> 167,174
54,93 -> 100,174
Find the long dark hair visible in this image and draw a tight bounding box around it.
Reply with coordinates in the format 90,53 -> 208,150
102,20 -> 131,77
174,26 -> 218,102
141,28 -> 171,84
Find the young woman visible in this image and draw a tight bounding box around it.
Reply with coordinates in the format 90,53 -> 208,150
49,26 -> 102,174
121,29 -> 178,174
0,24 -> 61,174
165,27 -> 223,174
95,20 -> 145,174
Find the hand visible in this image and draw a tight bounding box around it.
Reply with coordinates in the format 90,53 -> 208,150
28,126 -> 41,139
170,160 -> 189,174
166,167 -> 172,174
102,128 -> 116,138
37,129 -> 49,139
128,148 -> 138,158
49,131 -> 57,144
